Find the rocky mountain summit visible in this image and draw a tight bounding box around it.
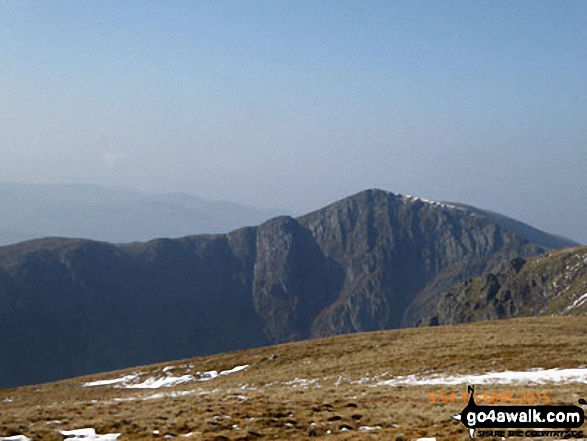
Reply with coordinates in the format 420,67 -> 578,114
0,189 -> 575,388
420,245 -> 587,326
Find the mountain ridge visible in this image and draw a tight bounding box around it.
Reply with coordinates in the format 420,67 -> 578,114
0,188 -> 572,389
447,202 -> 581,249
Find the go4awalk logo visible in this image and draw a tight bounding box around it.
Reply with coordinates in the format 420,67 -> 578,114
453,386 -> 585,438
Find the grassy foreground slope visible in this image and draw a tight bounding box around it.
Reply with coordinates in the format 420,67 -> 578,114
1,316 -> 587,440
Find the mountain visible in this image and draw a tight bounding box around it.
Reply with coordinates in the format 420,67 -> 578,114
420,245 -> 587,326
0,182 -> 280,245
1,316 -> 586,440
0,189 -> 575,389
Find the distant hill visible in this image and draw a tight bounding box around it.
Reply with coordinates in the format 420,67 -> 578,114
0,182 -> 280,245
420,245 -> 587,326
0,188 -> 574,389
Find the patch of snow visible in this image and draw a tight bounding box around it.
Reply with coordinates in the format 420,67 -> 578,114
83,375 -> 138,387
1,436 -> 32,441
374,368 -> 587,386
125,374 -> 195,389
197,364 -> 249,381
221,364 -> 248,375
111,396 -> 138,403
417,438 -> 436,441
61,428 -> 120,440
85,365 -> 248,390
350,373 -> 388,385
358,426 -> 381,431
565,293 -> 587,312
2,398 -> 12,403
283,378 -> 319,388
196,370 -> 218,381
213,415 -> 231,421
401,193 -> 457,210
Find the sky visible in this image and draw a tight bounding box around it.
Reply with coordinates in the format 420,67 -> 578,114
0,0 -> 586,243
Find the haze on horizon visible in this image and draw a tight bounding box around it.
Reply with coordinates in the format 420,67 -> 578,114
1,0 -> 586,243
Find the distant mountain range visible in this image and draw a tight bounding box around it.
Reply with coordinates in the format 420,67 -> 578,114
0,189 -> 581,389
0,182 -> 281,245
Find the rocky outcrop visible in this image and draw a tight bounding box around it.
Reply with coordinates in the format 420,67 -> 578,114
420,246 -> 587,326
0,189 -> 565,388
252,216 -> 344,342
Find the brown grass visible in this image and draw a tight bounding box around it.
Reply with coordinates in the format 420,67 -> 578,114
1,316 -> 587,440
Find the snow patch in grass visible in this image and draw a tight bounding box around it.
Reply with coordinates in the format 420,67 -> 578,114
375,368 -> 587,386
1,436 -> 32,441
565,293 -> 587,312
196,365 -> 249,382
358,426 -> 381,431
83,365 -> 249,389
60,428 -> 120,440
283,378 -> 319,388
125,374 -> 195,389
83,375 -> 138,387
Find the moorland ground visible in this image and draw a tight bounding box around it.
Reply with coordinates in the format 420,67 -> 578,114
1,316 -> 587,440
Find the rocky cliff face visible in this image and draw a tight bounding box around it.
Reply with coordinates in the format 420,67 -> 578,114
420,246 -> 587,326
0,189 -> 562,388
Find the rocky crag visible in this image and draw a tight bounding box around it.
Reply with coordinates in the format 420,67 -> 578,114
421,246 -> 587,326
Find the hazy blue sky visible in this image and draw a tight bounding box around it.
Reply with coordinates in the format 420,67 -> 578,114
1,1 -> 586,242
